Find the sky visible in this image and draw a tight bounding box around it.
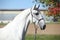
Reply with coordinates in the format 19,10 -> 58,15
0,0 -> 49,9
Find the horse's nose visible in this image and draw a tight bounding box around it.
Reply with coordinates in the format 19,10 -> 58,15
43,25 -> 46,30
41,25 -> 46,30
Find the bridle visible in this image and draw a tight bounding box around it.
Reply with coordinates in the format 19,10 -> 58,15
31,10 -> 44,24
30,9 -> 44,40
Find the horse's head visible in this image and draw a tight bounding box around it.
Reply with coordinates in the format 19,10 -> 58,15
30,4 -> 46,30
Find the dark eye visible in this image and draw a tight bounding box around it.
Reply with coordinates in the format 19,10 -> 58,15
35,13 -> 39,15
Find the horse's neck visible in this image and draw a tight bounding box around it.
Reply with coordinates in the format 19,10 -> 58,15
12,9 -> 29,21
11,8 -> 31,39
10,8 -> 30,31
5,8 -> 31,29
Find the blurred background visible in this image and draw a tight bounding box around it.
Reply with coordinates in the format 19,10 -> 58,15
0,0 -> 60,40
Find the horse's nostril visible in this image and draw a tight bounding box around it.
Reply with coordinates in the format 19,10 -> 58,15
43,25 -> 46,30
40,25 -> 46,30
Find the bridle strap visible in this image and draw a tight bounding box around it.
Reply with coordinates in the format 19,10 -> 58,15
30,9 -> 38,40
33,15 -> 44,22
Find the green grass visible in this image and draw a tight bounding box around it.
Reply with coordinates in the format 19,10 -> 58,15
25,35 -> 60,40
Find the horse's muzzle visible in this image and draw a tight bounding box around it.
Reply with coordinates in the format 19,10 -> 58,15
41,25 -> 46,30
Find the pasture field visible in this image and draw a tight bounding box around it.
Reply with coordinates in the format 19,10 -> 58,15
25,35 -> 60,40
0,23 -> 60,40
0,23 -> 60,35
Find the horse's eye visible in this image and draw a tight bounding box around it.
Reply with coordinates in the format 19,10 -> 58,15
35,13 -> 39,15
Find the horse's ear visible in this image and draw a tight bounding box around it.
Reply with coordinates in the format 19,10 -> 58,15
36,4 -> 40,9
32,4 -> 40,10
38,4 -> 40,9
32,4 -> 36,10
34,4 -> 36,9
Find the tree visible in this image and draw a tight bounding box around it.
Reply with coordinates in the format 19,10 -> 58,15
35,0 -> 60,7
34,0 -> 53,6
34,0 -> 60,22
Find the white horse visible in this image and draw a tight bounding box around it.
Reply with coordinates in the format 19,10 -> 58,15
0,4 -> 46,40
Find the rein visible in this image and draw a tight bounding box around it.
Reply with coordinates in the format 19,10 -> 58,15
32,15 -> 38,40
33,23 -> 38,40
30,9 -> 38,40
